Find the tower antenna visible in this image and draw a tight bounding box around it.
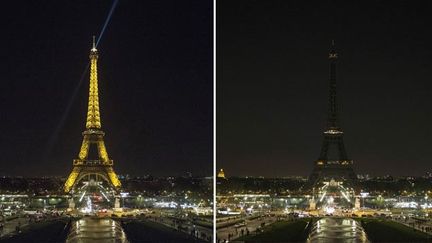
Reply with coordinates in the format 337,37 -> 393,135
92,35 -> 96,51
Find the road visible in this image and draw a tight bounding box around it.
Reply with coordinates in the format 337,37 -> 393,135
0,216 -> 29,237
147,215 -> 212,241
392,216 -> 432,235
216,215 -> 278,243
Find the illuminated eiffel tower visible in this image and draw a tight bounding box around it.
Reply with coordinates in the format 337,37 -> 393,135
64,37 -> 121,193
308,41 -> 357,189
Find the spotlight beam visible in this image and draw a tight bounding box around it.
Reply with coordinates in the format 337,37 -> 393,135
45,0 -> 120,158
97,0 -> 119,47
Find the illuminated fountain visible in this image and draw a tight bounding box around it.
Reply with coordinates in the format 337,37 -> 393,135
307,217 -> 369,243
313,179 -> 355,214
66,217 -> 127,243
80,196 -> 93,214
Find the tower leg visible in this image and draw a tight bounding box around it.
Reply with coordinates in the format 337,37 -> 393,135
106,167 -> 122,189
65,167 -> 81,193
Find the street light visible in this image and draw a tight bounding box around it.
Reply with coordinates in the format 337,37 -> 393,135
120,192 -> 129,208
360,192 -> 369,209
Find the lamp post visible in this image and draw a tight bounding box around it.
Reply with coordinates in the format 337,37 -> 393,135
120,192 -> 128,208
360,192 -> 369,209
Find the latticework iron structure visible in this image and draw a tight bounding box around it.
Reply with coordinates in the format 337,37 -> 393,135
308,42 -> 357,188
64,38 -> 121,193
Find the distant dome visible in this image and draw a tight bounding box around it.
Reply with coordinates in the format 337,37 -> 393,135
217,169 -> 226,179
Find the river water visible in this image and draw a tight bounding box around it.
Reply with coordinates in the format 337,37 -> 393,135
307,217 -> 369,243
66,217 -> 128,243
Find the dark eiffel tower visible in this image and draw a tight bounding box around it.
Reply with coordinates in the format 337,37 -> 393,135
308,41 -> 357,188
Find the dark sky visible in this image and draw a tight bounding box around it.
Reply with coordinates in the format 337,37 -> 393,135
0,0 -> 212,177
217,0 -> 432,177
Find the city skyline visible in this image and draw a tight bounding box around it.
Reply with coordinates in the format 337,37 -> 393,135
217,1 -> 432,177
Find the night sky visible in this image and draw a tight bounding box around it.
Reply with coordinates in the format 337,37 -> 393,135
0,1 -> 212,177
217,0 -> 432,177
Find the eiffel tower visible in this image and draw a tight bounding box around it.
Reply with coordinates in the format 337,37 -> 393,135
308,41 -> 357,188
64,37 -> 121,193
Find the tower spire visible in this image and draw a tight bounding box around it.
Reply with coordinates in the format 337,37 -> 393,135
86,36 -> 101,129
327,40 -> 339,129
92,35 -> 96,51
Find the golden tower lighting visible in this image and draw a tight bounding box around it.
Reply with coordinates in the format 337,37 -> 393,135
64,37 -> 121,193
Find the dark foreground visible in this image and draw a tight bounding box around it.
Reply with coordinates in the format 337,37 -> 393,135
0,218 -> 207,243
122,219 -> 206,243
235,219 -> 310,243
232,217 -> 432,243
359,218 -> 432,242
0,219 -> 69,243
